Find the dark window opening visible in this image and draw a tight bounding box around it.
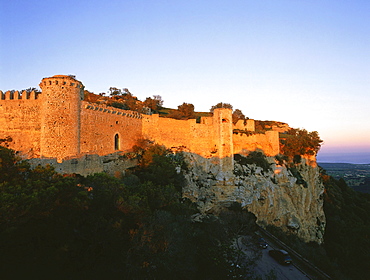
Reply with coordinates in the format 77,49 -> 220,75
114,134 -> 120,150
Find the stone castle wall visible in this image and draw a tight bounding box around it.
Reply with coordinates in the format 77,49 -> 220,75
80,102 -> 142,156
142,114 -> 215,157
0,90 -> 42,158
233,131 -> 280,157
0,75 -> 281,174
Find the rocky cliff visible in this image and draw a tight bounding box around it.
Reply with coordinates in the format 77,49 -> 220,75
181,152 -> 326,244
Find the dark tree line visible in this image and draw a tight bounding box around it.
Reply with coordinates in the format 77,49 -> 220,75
0,145 -> 258,280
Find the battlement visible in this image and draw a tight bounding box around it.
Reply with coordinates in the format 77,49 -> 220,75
0,90 -> 39,101
39,75 -> 84,89
84,103 -> 142,119
1,74 -> 280,164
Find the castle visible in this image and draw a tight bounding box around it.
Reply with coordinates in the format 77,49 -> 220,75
0,75 -> 280,174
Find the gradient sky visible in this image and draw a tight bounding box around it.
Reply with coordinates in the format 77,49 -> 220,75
1,0 -> 369,163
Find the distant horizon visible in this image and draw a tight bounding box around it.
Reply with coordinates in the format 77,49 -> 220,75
317,151 -> 370,164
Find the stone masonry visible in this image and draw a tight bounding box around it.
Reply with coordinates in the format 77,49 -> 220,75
0,75 -> 279,173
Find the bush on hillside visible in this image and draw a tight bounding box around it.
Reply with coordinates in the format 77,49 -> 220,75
280,128 -> 323,158
0,146 -> 262,280
234,151 -> 272,172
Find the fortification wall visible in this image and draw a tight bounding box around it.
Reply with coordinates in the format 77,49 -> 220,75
190,121 -> 217,158
233,130 -> 280,156
234,119 -> 255,131
80,102 -> 142,155
0,75 -> 282,172
0,90 -> 42,158
142,114 -> 215,157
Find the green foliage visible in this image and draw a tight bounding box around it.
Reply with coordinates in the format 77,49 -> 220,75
143,95 -> 164,113
210,102 -> 233,112
274,154 -> 288,165
0,146 -> 263,279
280,128 -> 323,158
110,101 -> 130,110
232,109 -> 246,124
108,86 -> 123,96
234,151 -> 272,172
167,102 -> 196,120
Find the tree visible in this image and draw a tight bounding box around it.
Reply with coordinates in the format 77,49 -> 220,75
178,102 -> 195,119
210,102 -> 233,113
0,145 -> 267,279
232,109 -> 245,124
122,88 -> 131,96
125,96 -> 143,111
0,146 -> 29,184
153,95 -> 163,108
108,87 -> 122,97
280,128 -> 323,158
168,102 -> 196,120
143,95 -> 164,113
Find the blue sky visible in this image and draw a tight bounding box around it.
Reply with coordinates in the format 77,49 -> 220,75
1,0 -> 369,163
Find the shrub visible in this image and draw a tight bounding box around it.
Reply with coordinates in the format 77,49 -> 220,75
280,128 -> 323,158
234,151 -> 271,172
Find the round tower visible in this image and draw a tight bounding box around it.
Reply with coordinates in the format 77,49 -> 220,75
39,75 -> 84,162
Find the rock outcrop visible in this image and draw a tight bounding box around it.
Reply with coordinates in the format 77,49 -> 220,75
181,152 -> 326,244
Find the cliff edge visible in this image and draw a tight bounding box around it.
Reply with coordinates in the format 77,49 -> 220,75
181,152 -> 325,244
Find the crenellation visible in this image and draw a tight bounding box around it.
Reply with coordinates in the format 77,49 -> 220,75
84,103 -> 142,119
21,90 -> 28,100
2,74 -> 280,167
0,89 -> 41,101
30,90 -> 37,100
5,91 -> 12,100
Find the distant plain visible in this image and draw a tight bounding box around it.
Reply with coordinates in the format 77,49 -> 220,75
319,162 -> 370,193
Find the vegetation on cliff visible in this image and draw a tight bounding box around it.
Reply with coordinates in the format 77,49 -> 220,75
234,151 -> 272,173
0,146 -> 261,280
280,128 -> 323,158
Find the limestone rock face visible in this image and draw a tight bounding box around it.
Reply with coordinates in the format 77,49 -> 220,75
181,153 -> 326,244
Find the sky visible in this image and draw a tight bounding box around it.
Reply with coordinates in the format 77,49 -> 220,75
1,0 -> 369,163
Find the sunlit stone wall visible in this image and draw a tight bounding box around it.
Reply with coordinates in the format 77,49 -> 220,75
80,102 -> 142,155
0,75 -> 281,168
0,90 -> 42,158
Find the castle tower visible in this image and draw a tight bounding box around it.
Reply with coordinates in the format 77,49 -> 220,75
213,108 -> 234,179
39,75 -> 84,162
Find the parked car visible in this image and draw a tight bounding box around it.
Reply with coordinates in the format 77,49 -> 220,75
268,249 -> 292,265
258,238 -> 268,249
